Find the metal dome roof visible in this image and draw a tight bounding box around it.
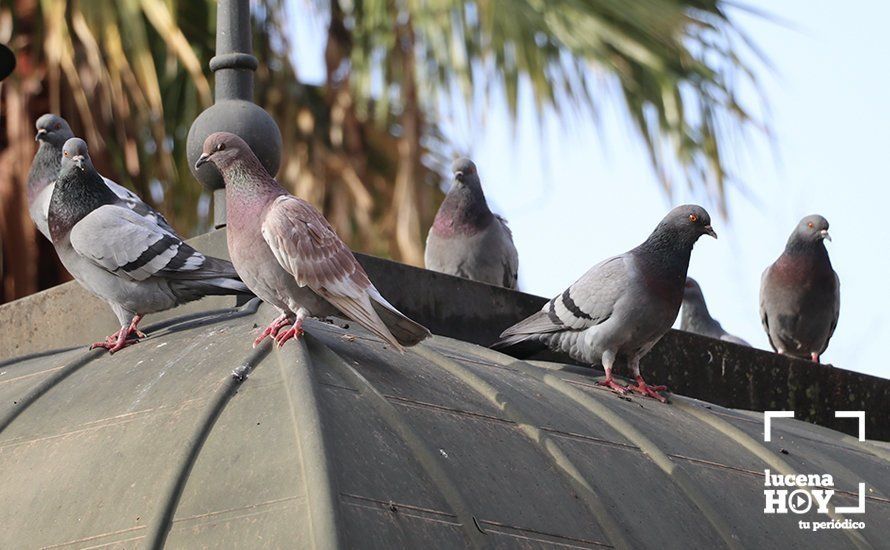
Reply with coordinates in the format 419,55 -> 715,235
2,295 -> 889,549
2,230 -> 889,548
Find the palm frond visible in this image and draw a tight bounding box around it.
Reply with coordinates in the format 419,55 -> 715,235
341,0 -> 768,214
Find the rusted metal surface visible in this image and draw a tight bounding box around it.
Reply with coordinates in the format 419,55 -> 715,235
0,296 -> 888,548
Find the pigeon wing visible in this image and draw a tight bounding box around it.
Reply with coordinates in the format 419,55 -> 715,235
103,176 -> 175,233
261,195 -> 403,349
822,271 -> 841,354
759,266 -> 778,352
69,204 -> 207,281
501,255 -> 628,338
495,214 -> 519,289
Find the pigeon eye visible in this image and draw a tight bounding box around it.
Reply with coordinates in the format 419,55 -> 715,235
216,143 -> 226,152
54,123 -> 61,130
63,151 -> 69,157
689,214 -> 698,223
807,222 -> 814,229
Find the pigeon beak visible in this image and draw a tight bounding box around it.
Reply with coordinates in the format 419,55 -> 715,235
820,229 -> 831,242
195,153 -> 210,169
72,155 -> 84,171
35,128 -> 46,141
704,225 -> 717,239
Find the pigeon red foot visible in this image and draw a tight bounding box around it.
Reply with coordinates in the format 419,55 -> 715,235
196,132 -> 431,354
810,352 -> 820,363
254,314 -> 292,348
274,318 -> 305,347
597,375 -> 628,395
91,315 -> 144,354
625,375 -> 669,403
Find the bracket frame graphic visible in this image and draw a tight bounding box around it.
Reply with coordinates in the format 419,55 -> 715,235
763,410 -> 867,514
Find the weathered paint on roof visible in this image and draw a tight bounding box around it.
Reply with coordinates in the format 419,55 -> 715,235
1,298 -> 888,549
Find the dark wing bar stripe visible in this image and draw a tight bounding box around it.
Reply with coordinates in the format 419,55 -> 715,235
561,288 -> 592,320
121,234 -> 179,273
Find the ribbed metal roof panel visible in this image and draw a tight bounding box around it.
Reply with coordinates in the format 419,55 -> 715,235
1,299 -> 887,549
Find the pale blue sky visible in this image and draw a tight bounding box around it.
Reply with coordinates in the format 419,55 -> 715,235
289,1 -> 889,378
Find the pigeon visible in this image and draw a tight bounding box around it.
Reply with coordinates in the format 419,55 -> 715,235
47,138 -> 252,353
424,158 -> 519,289
760,215 -> 840,363
195,132 -> 431,350
680,277 -> 749,346
27,113 -> 173,240
494,205 -> 717,402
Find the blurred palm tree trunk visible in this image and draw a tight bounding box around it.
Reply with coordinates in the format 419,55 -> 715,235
0,0 -> 68,303
323,0 -> 374,251
392,17 -> 424,266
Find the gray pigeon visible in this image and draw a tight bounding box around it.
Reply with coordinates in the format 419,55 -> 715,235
48,138 -> 251,353
760,215 -> 839,363
196,132 -> 430,350
494,205 -> 717,402
680,277 -> 749,346
425,158 -> 519,288
27,113 -> 173,240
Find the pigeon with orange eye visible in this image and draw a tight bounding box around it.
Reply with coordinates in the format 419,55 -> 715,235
27,113 -> 175,241
494,204 -> 717,403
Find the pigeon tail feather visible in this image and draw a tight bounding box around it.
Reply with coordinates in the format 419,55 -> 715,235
323,290 -> 406,352
169,277 -> 252,303
490,334 -> 548,358
498,309 -> 564,339
368,289 -> 431,347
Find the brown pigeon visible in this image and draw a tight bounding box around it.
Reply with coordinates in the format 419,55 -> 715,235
196,132 -> 431,350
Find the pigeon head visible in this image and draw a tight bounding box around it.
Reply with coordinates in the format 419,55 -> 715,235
196,132 -> 255,173
789,214 -> 831,246
50,138 -> 115,240
433,157 -> 492,232
637,205 -> 716,262
35,114 -> 73,146
60,138 -> 94,176
680,276 -> 714,325
659,204 -> 717,241
452,158 -> 479,186
683,277 -> 705,303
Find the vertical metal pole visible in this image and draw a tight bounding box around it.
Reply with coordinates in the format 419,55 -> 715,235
187,0 -> 282,229
210,0 -> 256,103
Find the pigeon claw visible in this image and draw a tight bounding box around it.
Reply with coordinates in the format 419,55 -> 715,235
625,375 -> 669,403
597,377 -> 629,395
253,314 -> 292,348
102,328 -> 124,345
92,320 -> 145,354
274,320 -> 305,348
90,337 -> 140,354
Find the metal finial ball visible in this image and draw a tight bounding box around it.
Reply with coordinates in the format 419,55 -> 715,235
186,99 -> 282,190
